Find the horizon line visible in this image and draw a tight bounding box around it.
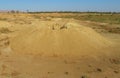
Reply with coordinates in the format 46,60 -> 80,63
0,10 -> 120,13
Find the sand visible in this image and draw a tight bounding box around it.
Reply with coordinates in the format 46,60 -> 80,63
0,14 -> 120,78
10,19 -> 112,56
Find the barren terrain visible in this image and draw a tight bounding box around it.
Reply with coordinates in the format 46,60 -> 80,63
0,13 -> 120,78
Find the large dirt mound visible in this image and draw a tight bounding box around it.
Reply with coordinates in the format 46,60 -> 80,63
10,20 -> 112,56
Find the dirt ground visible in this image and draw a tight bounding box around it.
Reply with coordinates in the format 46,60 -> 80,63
0,13 -> 120,78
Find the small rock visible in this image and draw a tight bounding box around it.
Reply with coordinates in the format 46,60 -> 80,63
64,72 -> 69,75
114,70 -> 119,74
97,68 -> 102,72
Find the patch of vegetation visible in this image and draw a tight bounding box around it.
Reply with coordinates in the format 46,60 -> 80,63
28,12 -> 120,25
0,18 -> 8,21
28,12 -> 120,34
109,58 -> 120,64
32,15 -> 41,19
106,27 -> 120,33
0,27 -> 11,33
59,14 -> 120,25
78,14 -> 120,25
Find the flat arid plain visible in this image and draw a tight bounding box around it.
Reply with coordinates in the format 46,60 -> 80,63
0,13 -> 120,78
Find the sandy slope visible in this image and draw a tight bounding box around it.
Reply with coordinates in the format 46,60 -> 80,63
10,20 -> 112,56
0,14 -> 120,78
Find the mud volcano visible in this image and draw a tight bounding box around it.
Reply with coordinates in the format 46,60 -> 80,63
10,20 -> 111,56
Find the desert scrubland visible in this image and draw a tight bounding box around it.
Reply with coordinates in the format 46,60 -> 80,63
0,13 -> 120,78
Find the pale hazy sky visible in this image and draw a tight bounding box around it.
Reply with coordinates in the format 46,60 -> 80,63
0,0 -> 119,12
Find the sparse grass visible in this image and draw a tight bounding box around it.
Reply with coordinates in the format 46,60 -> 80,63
28,13 -> 120,34
109,58 -> 120,64
0,18 -> 8,21
0,27 -> 11,33
31,13 -> 120,25
59,14 -> 120,25
32,15 -> 41,19
0,13 -> 120,34
11,71 -> 20,77
77,14 -> 120,25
